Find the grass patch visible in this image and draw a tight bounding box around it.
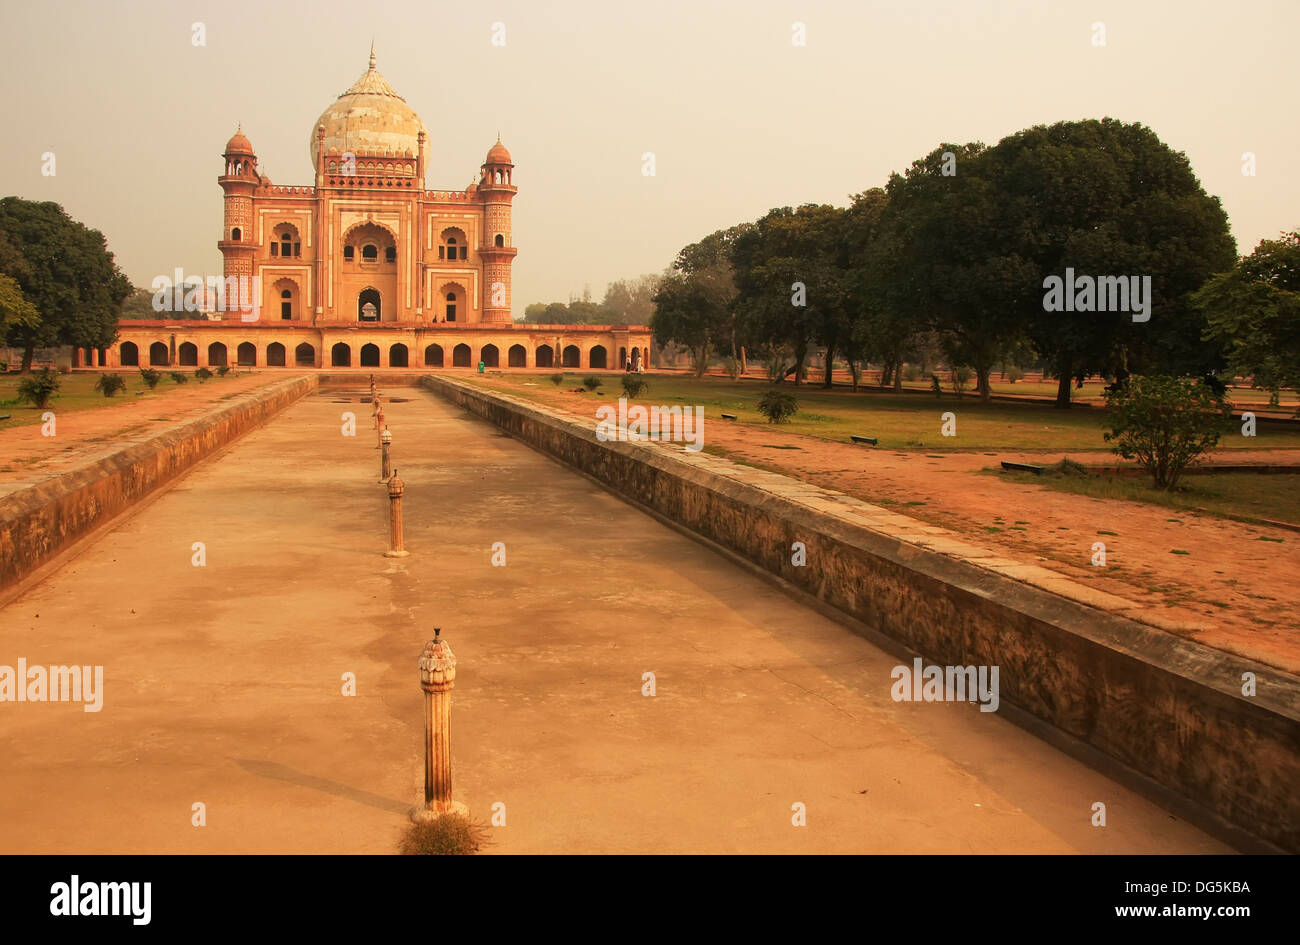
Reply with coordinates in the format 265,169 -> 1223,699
469,372 -> 1300,451
1004,470 -> 1300,526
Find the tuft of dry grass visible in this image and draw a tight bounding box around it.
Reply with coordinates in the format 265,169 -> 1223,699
399,814 -> 489,855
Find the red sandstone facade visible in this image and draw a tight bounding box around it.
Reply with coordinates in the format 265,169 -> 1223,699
96,47 -> 650,372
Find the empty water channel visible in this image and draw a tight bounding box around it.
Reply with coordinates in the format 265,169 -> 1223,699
0,380 -> 1230,852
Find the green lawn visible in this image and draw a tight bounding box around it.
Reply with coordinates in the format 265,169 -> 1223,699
998,469 -> 1300,526
0,371 -> 217,431
482,372 -> 1300,452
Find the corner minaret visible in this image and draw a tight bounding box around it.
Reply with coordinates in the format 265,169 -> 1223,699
478,135 -> 517,324
219,125 -> 259,291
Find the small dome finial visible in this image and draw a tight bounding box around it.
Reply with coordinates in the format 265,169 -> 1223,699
369,40 -> 376,70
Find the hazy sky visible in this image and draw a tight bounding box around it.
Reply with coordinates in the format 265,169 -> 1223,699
1,0 -> 1295,310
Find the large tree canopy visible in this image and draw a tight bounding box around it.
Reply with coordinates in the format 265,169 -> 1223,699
1196,231 -> 1300,401
983,119 -> 1236,405
0,197 -> 130,371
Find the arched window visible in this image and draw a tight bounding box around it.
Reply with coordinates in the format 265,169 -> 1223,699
280,234 -> 292,257
385,245 -> 396,263
445,292 -> 457,322
362,244 -> 377,261
494,234 -> 505,247
295,343 -> 316,367
280,288 -> 292,321
344,245 -> 355,261
119,341 -> 139,366
231,227 -> 241,241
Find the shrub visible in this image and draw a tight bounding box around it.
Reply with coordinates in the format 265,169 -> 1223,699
216,365 -> 230,377
195,367 -> 213,383
930,373 -> 942,397
170,371 -> 189,385
139,368 -> 162,389
757,388 -> 798,424
399,814 -> 488,855
722,355 -> 741,380
1005,365 -> 1025,383
94,374 -> 127,397
582,374 -> 602,390
621,374 -> 648,398
1103,375 -> 1232,489
549,373 -> 563,385
951,366 -> 972,398
15,368 -> 60,408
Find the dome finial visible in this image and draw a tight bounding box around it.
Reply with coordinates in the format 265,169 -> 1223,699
369,40 -> 376,70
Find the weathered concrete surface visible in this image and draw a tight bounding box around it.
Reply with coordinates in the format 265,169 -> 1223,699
0,386 -> 1227,852
0,375 -> 317,595
421,374 -> 1300,852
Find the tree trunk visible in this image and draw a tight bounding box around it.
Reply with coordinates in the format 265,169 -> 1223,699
880,360 -> 893,387
21,346 -> 35,374
1054,357 -> 1073,409
739,345 -> 747,377
793,341 -> 807,387
893,362 -> 903,392
822,343 -> 835,388
977,365 -> 992,402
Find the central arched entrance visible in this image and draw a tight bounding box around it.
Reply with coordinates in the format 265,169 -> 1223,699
331,342 -> 351,367
358,288 -> 381,322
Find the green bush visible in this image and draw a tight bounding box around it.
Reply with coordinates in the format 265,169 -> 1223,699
94,374 -> 127,397
951,366 -> 973,398
216,365 -> 230,377
621,374 -> 648,398
139,368 -> 162,389
930,373 -> 942,397
549,373 -> 563,386
195,367 -> 213,383
582,374 -> 602,390
757,388 -> 798,424
399,814 -> 488,855
1103,375 -> 1232,489
1005,365 -> 1025,383
722,355 -> 741,380
170,371 -> 189,385
15,368 -> 60,408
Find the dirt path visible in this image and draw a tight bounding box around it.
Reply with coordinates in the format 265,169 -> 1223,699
476,378 -> 1300,675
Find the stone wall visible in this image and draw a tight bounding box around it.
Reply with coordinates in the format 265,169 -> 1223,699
421,373 -> 1300,852
0,375 -> 317,594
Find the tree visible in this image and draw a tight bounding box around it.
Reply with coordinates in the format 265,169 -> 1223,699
733,207 -> 849,387
1196,231 -> 1300,404
0,274 -> 39,337
600,273 -> 662,325
1103,375 -> 1231,488
0,198 -> 130,372
982,120 -> 1236,406
869,144 -> 1034,401
653,226 -> 748,377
